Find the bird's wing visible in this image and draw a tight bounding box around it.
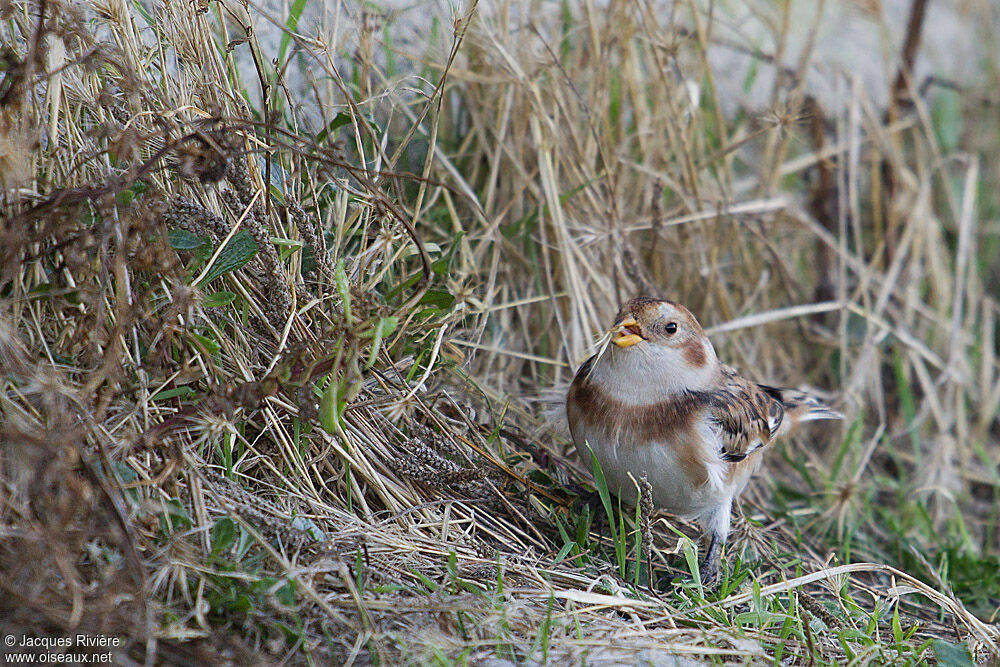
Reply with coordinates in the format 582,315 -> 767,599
701,366 -> 784,462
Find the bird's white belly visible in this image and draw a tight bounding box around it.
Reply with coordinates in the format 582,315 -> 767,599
571,419 -> 724,520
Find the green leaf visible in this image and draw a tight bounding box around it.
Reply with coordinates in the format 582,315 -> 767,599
275,580 -> 297,607
109,460 -> 140,505
319,378 -> 337,434
682,538 -> 703,598
735,610 -> 787,627
131,0 -> 155,25
272,237 -> 303,261
116,181 -> 146,206
384,269 -> 422,301
318,374 -> 354,435
316,113 -> 353,144
151,386 -> 195,401
411,569 -> 439,595
276,0 -> 307,67
404,242 -> 441,258
158,498 -> 192,535
382,21 -> 397,77
334,259 -> 353,324
541,592 -> 554,662
932,89 -> 962,152
418,289 -> 455,310
268,183 -> 286,206
291,516 -> 326,541
301,243 -> 317,274
586,443 -> 624,574
202,291 -> 237,308
891,605 -> 902,644
431,232 -> 463,275
933,640 -> 974,667
196,230 -> 259,286
190,332 -> 221,356
366,315 -> 399,368
210,517 -> 238,559
552,540 -> 574,566
168,228 -> 207,251
270,237 -> 303,248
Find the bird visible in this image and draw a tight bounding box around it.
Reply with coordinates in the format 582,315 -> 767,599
566,296 -> 842,584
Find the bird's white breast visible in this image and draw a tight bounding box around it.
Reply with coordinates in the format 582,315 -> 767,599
569,406 -> 729,522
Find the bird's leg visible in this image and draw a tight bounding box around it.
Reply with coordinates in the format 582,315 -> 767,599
701,531 -> 723,585
700,500 -> 732,586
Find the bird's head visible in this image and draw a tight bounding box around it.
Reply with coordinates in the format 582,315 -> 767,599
604,297 -> 719,389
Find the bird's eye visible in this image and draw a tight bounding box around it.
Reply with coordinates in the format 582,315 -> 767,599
664,322 -> 678,335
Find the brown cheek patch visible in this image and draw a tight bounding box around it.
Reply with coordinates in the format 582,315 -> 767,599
683,340 -> 707,368
568,379 -> 709,487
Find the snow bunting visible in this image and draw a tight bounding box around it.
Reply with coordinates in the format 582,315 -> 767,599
566,297 -> 841,584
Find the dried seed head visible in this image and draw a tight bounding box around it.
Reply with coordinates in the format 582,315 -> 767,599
173,136 -> 230,184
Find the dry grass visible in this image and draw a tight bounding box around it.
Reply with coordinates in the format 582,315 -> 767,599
2,0 -> 999,663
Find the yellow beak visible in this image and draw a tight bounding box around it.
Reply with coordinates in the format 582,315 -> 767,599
611,316 -> 643,348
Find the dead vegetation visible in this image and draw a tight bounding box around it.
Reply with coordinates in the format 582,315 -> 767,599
1,0 -> 999,663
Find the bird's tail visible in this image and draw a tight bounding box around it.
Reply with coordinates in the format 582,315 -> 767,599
770,388 -> 843,436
